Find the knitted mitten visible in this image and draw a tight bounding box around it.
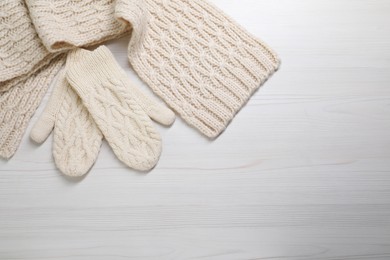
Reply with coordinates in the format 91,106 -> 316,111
118,0 -> 280,138
66,46 -> 175,171
30,70 -> 103,177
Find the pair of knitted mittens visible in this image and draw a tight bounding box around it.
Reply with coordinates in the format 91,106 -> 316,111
30,46 -> 175,177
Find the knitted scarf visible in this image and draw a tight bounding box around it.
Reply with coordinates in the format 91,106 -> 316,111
122,0 -> 280,138
0,0 -> 279,158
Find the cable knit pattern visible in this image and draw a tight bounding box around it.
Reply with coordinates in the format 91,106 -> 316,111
53,80 -> 103,177
0,54 -> 65,159
30,71 -> 103,177
26,0 -> 130,52
0,0 -> 53,86
120,0 -> 280,138
2,0 -> 280,159
66,47 -> 174,171
1,0 -> 134,159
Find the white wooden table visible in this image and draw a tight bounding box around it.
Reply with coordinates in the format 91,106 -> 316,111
1,1 -> 390,259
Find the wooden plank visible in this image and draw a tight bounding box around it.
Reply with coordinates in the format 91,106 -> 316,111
1,0 -> 390,259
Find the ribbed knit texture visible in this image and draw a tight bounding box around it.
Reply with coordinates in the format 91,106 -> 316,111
30,71 -> 103,177
119,0 -> 280,138
0,54 -> 65,159
66,46 -> 175,171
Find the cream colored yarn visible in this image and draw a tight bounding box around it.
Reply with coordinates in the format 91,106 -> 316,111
119,0 -> 280,138
25,0 -> 130,52
0,0 -> 61,159
0,0 -> 54,85
66,46 -> 175,171
2,0 -> 280,159
30,70 -> 103,177
0,55 -> 65,159
31,46 -> 174,175
1,0 -> 134,158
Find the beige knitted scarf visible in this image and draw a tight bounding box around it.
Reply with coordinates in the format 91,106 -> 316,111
121,0 -> 280,138
0,0 -> 279,158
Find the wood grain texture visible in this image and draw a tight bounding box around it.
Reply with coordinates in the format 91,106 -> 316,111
1,0 -> 390,259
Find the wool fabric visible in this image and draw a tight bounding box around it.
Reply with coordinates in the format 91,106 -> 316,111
2,0 -> 280,159
0,0 -> 62,158
25,0 -> 130,52
0,0 -> 133,158
119,0 -> 280,138
30,70 -> 103,177
0,0 -> 54,85
66,46 -> 175,171
0,55 -> 65,159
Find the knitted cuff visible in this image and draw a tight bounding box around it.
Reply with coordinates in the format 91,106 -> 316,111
66,46 -> 175,126
65,46 -> 127,98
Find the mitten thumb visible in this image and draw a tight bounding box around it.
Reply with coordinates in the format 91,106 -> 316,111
145,103 -> 175,126
126,82 -> 175,126
30,70 -> 66,143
